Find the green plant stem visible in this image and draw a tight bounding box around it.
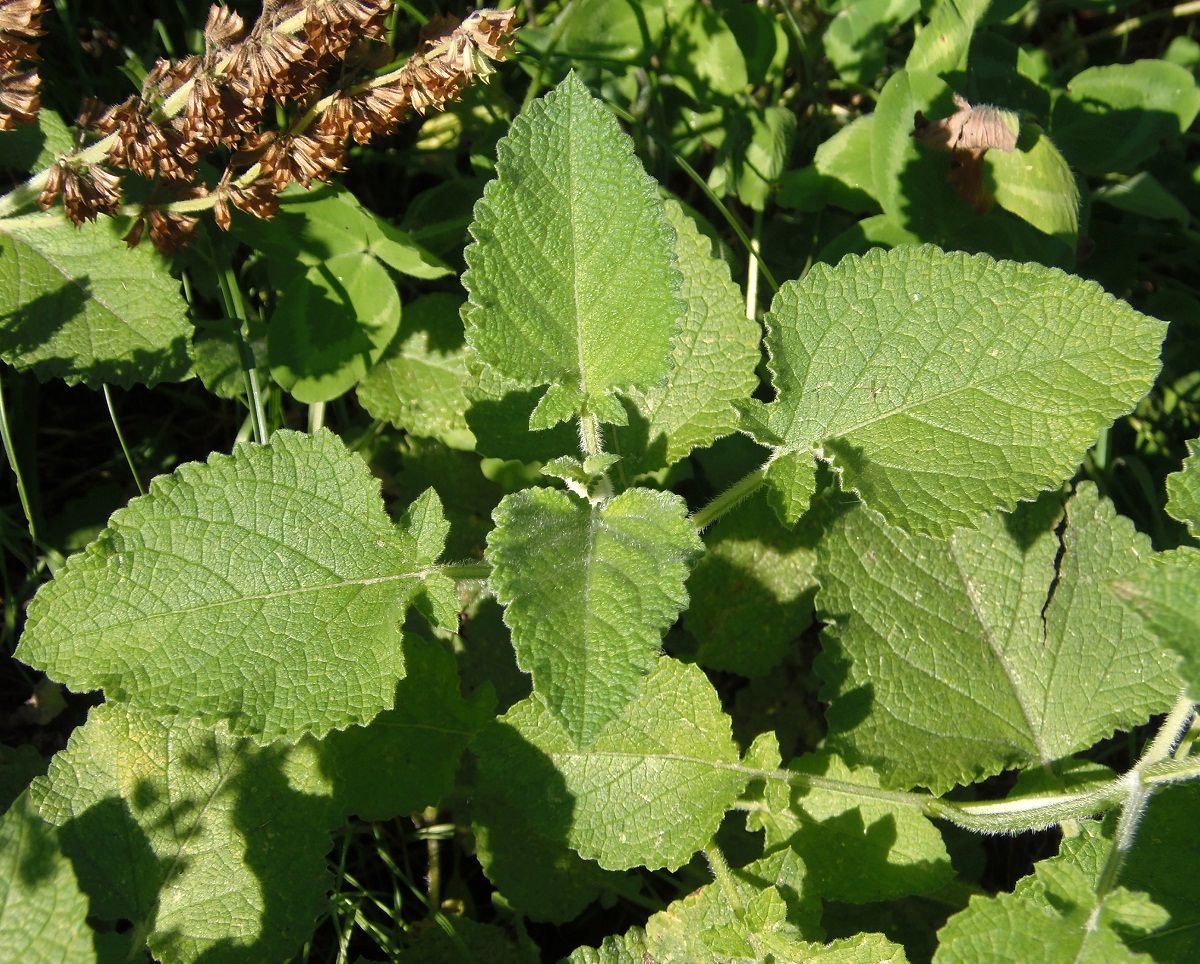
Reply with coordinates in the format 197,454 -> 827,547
1058,0 -> 1200,52
308,402 -> 326,434
1093,691 -> 1195,903
102,385 -> 145,496
0,369 -> 37,542
704,841 -> 746,917
579,411 -> 614,500
440,562 -> 492,582
208,231 -> 268,446
746,210 -> 762,322
691,465 -> 768,530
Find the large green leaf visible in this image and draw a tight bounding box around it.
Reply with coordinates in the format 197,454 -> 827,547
741,245 -> 1166,535
268,251 -> 400,403
16,430 -> 444,742
30,703 -> 337,964
1051,60 -> 1200,175
817,486 -> 1180,792
906,0 -> 989,74
0,219 -> 190,387
473,659 -> 744,872
934,824 -> 1167,962
462,73 -> 683,422
611,200 -> 760,478
486,486 -> 702,744
0,792 -> 95,963
824,0 -> 919,84
986,124 -> 1079,247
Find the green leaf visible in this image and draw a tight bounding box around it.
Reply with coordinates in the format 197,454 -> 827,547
320,634 -> 493,821
268,251 -> 401,403
746,737 -> 953,903
934,824 -> 1168,962
814,115 -> 879,213
0,792 -> 95,964
30,703 -> 338,963
17,429 -> 443,742
357,293 -> 473,447
1051,60 -> 1200,175
684,490 -> 818,677
462,73 -> 683,418
1166,436 -> 1200,534
230,183 -> 450,278
824,0 -> 919,84
744,245 -> 1166,536
871,70 -> 972,240
635,846 -> 847,961
400,917 -> 539,964
610,200 -> 760,477
817,486 -> 1180,792
0,108 -> 73,172
1094,172 -> 1191,226
1120,784 -> 1200,962
188,315 -> 267,400
986,123 -> 1079,246
711,105 -> 796,211
486,486 -> 702,744
1114,548 -> 1200,697
906,0 -> 989,74
473,659 -> 745,871
668,0 -> 749,98
551,0 -> 666,64
0,219 -> 191,387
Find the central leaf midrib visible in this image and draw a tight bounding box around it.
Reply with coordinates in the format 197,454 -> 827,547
565,89 -> 588,397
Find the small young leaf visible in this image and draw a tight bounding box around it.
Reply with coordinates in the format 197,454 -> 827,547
0,219 -> 191,387
934,824 -> 1168,962
357,293 -> 473,447
0,792 -> 95,964
268,251 -> 401,403
31,703 -> 339,963
817,486 -> 1180,792
473,659 -> 745,872
611,200 -> 760,478
486,486 -> 702,744
17,430 -> 442,742
1166,436 -> 1200,535
745,245 -> 1166,535
462,73 -> 683,418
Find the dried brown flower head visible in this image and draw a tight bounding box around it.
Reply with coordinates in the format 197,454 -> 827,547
204,4 -> 246,51
39,159 -> 123,224
0,0 -> 43,130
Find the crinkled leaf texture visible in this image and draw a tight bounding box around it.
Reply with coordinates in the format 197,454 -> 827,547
1166,436 -> 1200,536
472,659 -> 744,876
817,485 -> 1180,793
462,72 -> 682,420
30,702 -> 338,964
935,824 -> 1167,962
0,218 -> 191,387
0,792 -> 95,963
486,486 -> 702,744
742,245 -> 1166,536
17,429 -> 445,742
610,199 -> 760,478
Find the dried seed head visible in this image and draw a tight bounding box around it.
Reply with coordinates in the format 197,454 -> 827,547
0,0 -> 43,35
259,128 -> 345,190
147,208 -> 200,253
48,162 -> 123,224
204,4 -> 245,51
0,67 -> 38,129
106,97 -> 197,181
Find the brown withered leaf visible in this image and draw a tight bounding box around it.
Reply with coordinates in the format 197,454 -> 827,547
915,93 -> 1018,153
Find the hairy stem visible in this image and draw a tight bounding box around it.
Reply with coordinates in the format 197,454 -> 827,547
691,465 -> 768,530
0,369 -> 37,541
